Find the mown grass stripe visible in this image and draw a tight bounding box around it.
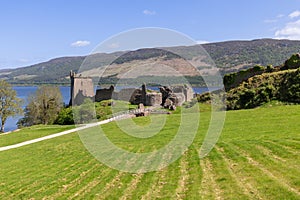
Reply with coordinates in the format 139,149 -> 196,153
96,171 -> 126,200
233,141 -> 300,187
200,158 -> 223,200
65,166 -> 110,199
140,146 -> 178,200
215,146 -> 262,200
264,140 -> 299,157
152,147 -> 183,199
31,159 -> 99,198
119,173 -> 144,200
184,145 -> 203,199
173,151 -> 189,199
90,146 -> 144,200
80,169 -> 120,199
49,162 -> 102,199
232,143 -> 300,197
140,169 -> 169,200
207,147 -> 249,199
119,143 -> 165,199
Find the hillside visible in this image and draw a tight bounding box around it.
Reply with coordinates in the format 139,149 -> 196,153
198,53 -> 300,110
1,38 -> 300,84
0,105 -> 299,199
205,39 -> 300,71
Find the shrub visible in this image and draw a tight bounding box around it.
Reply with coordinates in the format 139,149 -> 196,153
73,98 -> 96,124
54,107 -> 74,125
282,54 -> 300,70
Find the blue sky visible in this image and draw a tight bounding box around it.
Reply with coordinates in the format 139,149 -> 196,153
1,0 -> 300,69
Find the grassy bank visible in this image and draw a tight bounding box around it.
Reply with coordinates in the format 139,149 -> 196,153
0,104 -> 299,199
0,125 -> 75,147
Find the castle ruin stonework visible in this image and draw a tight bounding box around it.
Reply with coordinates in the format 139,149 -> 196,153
69,71 -> 95,106
69,71 -> 193,107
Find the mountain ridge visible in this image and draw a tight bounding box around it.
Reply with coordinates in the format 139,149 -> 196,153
1,38 -> 300,84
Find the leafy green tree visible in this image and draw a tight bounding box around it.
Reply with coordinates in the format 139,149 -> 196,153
73,98 -> 96,124
19,86 -> 63,127
54,107 -> 74,125
0,80 -> 22,132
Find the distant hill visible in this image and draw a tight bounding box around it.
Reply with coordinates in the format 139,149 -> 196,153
1,38 -> 300,84
205,39 -> 300,72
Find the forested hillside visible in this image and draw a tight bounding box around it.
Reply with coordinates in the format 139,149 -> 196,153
1,39 -> 300,84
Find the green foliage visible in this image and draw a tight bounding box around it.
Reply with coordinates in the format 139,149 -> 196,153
282,54 -> 300,70
95,100 -> 137,120
278,69 -> 300,103
215,54 -> 300,110
72,98 -> 96,124
18,86 -> 63,127
226,68 -> 300,110
54,107 -> 74,125
266,64 -> 274,72
54,99 -> 137,125
0,80 -> 23,132
224,65 -> 266,91
205,39 -> 300,69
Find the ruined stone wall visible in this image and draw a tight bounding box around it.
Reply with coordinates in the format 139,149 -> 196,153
172,85 -> 193,102
69,70 -> 194,107
95,86 -> 114,102
184,86 -> 194,102
117,88 -> 140,102
173,93 -> 185,106
145,93 -> 162,106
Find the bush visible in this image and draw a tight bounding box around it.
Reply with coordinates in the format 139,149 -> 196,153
73,98 -> 96,124
54,107 -> 74,125
282,54 -> 300,70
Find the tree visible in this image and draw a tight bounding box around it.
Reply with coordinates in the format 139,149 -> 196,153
73,98 -> 96,124
0,80 -> 22,133
54,107 -> 74,125
18,86 -> 63,127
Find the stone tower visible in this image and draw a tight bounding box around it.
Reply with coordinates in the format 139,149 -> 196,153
69,71 -> 95,106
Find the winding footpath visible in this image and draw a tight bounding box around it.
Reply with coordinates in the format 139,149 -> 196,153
0,113 -> 133,152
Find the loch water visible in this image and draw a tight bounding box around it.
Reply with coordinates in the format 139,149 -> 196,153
4,86 -> 216,132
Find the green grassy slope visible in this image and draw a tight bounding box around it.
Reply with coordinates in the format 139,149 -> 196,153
0,125 -> 75,147
0,104 -> 299,199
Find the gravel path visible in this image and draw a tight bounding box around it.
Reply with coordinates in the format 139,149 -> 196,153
0,114 -> 133,152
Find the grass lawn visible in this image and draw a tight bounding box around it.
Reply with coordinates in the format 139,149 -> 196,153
0,104 -> 299,199
0,125 -> 75,147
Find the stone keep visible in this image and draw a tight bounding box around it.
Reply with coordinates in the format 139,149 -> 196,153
69,71 -> 95,106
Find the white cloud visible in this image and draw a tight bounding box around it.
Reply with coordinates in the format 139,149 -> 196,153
71,40 -> 90,47
143,9 -> 156,15
264,14 -> 285,24
196,40 -> 210,44
275,19 -> 300,40
289,10 -> 300,19
107,43 -> 120,49
277,14 -> 285,18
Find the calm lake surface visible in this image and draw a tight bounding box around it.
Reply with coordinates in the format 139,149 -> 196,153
5,86 -> 71,132
4,86 -> 215,132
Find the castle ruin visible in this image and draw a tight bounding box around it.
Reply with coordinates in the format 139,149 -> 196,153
69,71 -> 95,106
69,71 -> 193,107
